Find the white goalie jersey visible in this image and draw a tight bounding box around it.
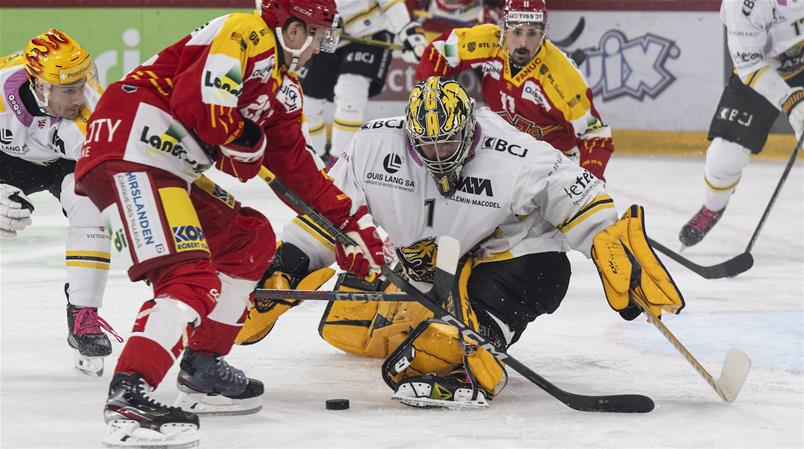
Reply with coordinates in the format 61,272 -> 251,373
721,0 -> 804,108
283,108 -> 618,277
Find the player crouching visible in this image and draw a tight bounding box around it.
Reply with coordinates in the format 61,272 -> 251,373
238,77 -> 684,410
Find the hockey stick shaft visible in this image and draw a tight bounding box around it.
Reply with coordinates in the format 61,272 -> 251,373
745,133 -> 803,252
629,290 -> 727,401
256,167 -> 653,413
648,237 -> 753,279
254,289 -> 416,302
341,34 -> 403,51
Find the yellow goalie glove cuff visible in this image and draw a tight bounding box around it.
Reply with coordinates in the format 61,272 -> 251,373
235,266 -> 335,345
591,204 -> 685,319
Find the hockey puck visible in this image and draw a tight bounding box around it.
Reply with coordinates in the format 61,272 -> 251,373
325,399 -> 350,410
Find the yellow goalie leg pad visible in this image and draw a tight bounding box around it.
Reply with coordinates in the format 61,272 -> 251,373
381,319 -> 507,398
382,258 -> 507,397
591,204 -> 685,318
235,267 -> 335,345
319,273 -> 433,358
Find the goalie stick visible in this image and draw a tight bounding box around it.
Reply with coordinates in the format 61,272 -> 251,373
624,245 -> 751,402
255,167 -> 654,413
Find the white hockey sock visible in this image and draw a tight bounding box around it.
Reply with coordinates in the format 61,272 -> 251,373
703,138 -> 751,211
61,174 -> 111,308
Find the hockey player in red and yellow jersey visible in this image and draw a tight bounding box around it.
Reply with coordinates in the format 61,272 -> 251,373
74,1 -> 384,447
416,0 -> 614,180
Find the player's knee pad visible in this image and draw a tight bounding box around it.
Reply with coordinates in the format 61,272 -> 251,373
333,74 -> 371,121
319,271 -> 433,358
703,138 -> 750,210
705,138 -> 751,189
235,242 -> 334,345
381,318 -> 508,398
332,74 -> 371,152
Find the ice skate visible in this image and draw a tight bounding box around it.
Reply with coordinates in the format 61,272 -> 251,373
102,372 -> 200,449
679,205 -> 725,249
67,302 -> 122,376
174,348 -> 264,415
392,371 -> 489,409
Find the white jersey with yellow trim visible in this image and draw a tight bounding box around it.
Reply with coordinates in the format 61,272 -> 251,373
283,107 -> 617,273
337,0 -> 412,40
721,0 -> 804,108
0,54 -> 101,164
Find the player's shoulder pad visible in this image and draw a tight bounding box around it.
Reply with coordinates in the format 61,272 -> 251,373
541,40 -> 585,83
474,108 -> 558,162
220,12 -> 276,54
456,24 -> 503,59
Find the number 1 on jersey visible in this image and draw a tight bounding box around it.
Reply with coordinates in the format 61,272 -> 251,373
424,198 -> 435,228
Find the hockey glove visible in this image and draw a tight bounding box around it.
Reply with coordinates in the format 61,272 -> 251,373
215,119 -> 266,182
0,184 -> 34,238
397,22 -> 427,64
782,88 -> 804,141
579,138 -> 613,182
591,205 -> 685,320
336,205 -> 387,277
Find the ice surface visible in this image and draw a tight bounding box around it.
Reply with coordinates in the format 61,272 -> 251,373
1,156 -> 802,448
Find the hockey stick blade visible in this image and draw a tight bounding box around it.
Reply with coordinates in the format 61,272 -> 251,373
386,236 -> 654,413
649,237 -> 754,279
716,348 -> 751,403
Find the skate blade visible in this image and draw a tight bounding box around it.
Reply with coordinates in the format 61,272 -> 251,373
394,395 -> 489,409
174,391 -> 263,416
102,420 -> 200,449
74,352 -> 104,377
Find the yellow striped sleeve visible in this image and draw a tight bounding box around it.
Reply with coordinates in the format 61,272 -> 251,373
558,194 -> 615,234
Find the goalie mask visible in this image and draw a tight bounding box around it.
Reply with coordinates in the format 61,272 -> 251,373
405,76 -> 476,198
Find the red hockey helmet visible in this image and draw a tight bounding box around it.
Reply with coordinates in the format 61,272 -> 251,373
257,0 -> 339,30
256,0 -> 341,68
503,0 -> 548,28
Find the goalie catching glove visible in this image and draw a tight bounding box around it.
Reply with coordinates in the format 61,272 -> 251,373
0,184 -> 34,238
591,205 -> 685,320
336,205 -> 387,277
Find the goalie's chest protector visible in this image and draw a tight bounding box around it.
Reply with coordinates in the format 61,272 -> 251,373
347,109 -> 551,254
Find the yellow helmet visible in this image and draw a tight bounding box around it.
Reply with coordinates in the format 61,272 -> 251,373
23,29 -> 92,86
405,76 -> 476,197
